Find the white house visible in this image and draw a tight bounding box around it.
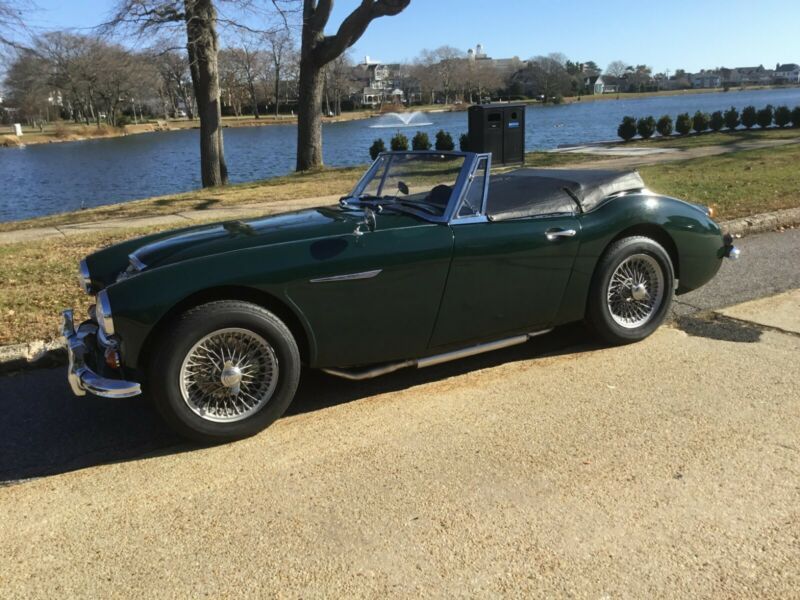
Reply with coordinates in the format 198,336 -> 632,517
775,63 -> 800,84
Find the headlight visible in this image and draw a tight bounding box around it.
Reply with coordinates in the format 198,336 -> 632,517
706,206 -> 716,219
96,289 -> 115,335
78,259 -> 92,294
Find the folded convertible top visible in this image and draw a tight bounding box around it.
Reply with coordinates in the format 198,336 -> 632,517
486,168 -> 646,221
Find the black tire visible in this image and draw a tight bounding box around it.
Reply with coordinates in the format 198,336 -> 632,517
147,300 -> 301,444
586,236 -> 674,345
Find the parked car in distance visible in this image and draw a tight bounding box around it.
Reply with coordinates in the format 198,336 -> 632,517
62,151 -> 739,442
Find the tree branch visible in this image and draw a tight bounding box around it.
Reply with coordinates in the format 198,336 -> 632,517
313,0 -> 408,67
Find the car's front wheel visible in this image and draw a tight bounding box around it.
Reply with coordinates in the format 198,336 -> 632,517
148,300 -> 301,443
586,236 -> 674,345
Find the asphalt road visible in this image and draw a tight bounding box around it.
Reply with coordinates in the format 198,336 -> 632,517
1,227 -> 799,485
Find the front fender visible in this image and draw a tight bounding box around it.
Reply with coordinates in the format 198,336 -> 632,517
106,241 -> 319,374
555,194 -> 724,324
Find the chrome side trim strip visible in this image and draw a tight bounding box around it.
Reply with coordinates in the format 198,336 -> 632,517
322,328 -> 554,381
310,269 -> 382,283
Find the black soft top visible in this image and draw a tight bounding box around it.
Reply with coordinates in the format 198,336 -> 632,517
486,168 -> 645,221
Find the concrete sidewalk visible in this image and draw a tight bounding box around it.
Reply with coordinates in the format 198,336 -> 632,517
2,136 -> 798,246
2,289 -> 798,597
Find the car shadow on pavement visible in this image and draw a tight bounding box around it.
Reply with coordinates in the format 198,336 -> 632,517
0,324 -> 597,485
287,323 -> 599,417
673,313 -> 763,343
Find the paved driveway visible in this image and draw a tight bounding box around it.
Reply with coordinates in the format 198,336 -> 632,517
1,229 -> 799,598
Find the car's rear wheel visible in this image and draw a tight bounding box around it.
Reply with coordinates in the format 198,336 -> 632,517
586,236 -> 674,345
148,300 -> 301,443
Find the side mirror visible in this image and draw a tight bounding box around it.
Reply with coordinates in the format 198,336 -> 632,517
354,207 -> 377,237
397,181 -> 409,195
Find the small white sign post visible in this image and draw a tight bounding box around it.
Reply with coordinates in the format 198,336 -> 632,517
12,123 -> 23,137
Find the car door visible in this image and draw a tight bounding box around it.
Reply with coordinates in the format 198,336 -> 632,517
429,160 -> 581,348
288,215 -> 454,368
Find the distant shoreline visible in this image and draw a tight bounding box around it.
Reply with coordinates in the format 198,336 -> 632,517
3,84 -> 798,150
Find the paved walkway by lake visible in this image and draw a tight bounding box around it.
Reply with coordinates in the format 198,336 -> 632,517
1,135 -> 798,246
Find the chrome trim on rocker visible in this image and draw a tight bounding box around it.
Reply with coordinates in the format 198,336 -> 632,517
322,328 -> 554,381
310,269 -> 383,283
62,309 -> 141,399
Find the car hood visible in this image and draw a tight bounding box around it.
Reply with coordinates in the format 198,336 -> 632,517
127,207 -> 416,270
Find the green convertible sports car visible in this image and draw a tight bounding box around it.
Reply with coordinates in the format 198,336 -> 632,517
62,151 -> 739,442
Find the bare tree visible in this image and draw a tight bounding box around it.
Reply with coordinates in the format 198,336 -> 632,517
229,34 -> 265,118
264,27 -> 292,117
295,0 -> 410,172
605,60 -> 629,79
108,0 -> 236,187
0,0 -> 30,49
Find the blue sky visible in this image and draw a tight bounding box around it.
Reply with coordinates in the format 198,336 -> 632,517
19,0 -> 800,73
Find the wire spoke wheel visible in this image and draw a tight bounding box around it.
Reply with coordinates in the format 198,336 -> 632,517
179,327 -> 279,423
606,253 -> 665,329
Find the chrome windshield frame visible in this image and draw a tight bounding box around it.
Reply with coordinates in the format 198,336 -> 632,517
346,151 -> 480,224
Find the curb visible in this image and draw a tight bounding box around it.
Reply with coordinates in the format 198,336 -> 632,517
720,206 -> 800,238
1,206 -> 798,375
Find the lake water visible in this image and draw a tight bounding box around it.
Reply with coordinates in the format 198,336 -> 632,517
2,86 -> 799,222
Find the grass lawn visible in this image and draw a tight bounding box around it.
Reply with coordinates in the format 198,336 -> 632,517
627,127 -> 800,149
0,143 -> 798,346
639,143 -> 800,218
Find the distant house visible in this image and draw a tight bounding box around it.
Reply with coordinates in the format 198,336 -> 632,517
774,63 -> 800,84
592,75 -> 618,94
690,70 -> 722,89
728,65 -> 774,85
354,58 -> 407,107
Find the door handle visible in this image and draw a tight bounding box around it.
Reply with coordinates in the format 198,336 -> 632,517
545,228 -> 577,241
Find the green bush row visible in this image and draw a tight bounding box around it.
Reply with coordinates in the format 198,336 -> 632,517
369,129 -> 457,159
617,105 -> 800,141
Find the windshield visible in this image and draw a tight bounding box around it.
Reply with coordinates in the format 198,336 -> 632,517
357,153 -> 466,217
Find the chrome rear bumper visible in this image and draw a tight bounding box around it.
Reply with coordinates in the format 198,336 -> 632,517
62,309 -> 141,399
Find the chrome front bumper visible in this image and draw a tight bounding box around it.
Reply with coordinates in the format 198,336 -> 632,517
61,309 -> 142,399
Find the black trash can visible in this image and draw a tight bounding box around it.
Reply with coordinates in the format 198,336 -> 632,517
467,103 -> 525,164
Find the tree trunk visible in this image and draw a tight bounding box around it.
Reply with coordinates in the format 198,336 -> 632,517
185,0 -> 228,187
274,69 -> 281,117
296,60 -> 324,171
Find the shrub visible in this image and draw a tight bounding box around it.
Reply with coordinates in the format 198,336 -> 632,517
390,132 -> 409,151
692,111 -> 710,133
656,115 -> 673,137
792,106 -> 800,128
459,133 -> 470,151
636,116 -> 656,139
774,105 -> 791,128
411,131 -> 431,151
741,105 -> 757,129
435,129 -> 455,151
675,113 -> 693,135
756,105 -> 773,129
369,138 -> 385,160
617,116 -> 637,141
723,106 -> 739,130
709,111 -> 725,132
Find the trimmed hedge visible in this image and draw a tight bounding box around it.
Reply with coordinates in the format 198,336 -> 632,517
617,116 -> 637,141
676,113 -> 692,135
412,131 -> 431,151
741,105 -> 757,129
636,116 -> 656,139
656,115 -> 673,137
435,129 -> 455,151
723,106 -> 740,130
369,138 -> 385,160
390,132 -> 409,151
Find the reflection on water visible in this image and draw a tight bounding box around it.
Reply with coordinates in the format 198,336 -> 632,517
1,87 -> 799,222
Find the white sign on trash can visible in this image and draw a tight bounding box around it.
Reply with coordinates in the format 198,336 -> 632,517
12,123 -> 23,136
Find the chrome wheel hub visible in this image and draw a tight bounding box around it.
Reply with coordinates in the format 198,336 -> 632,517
179,328 -> 279,423
607,253 -> 665,329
